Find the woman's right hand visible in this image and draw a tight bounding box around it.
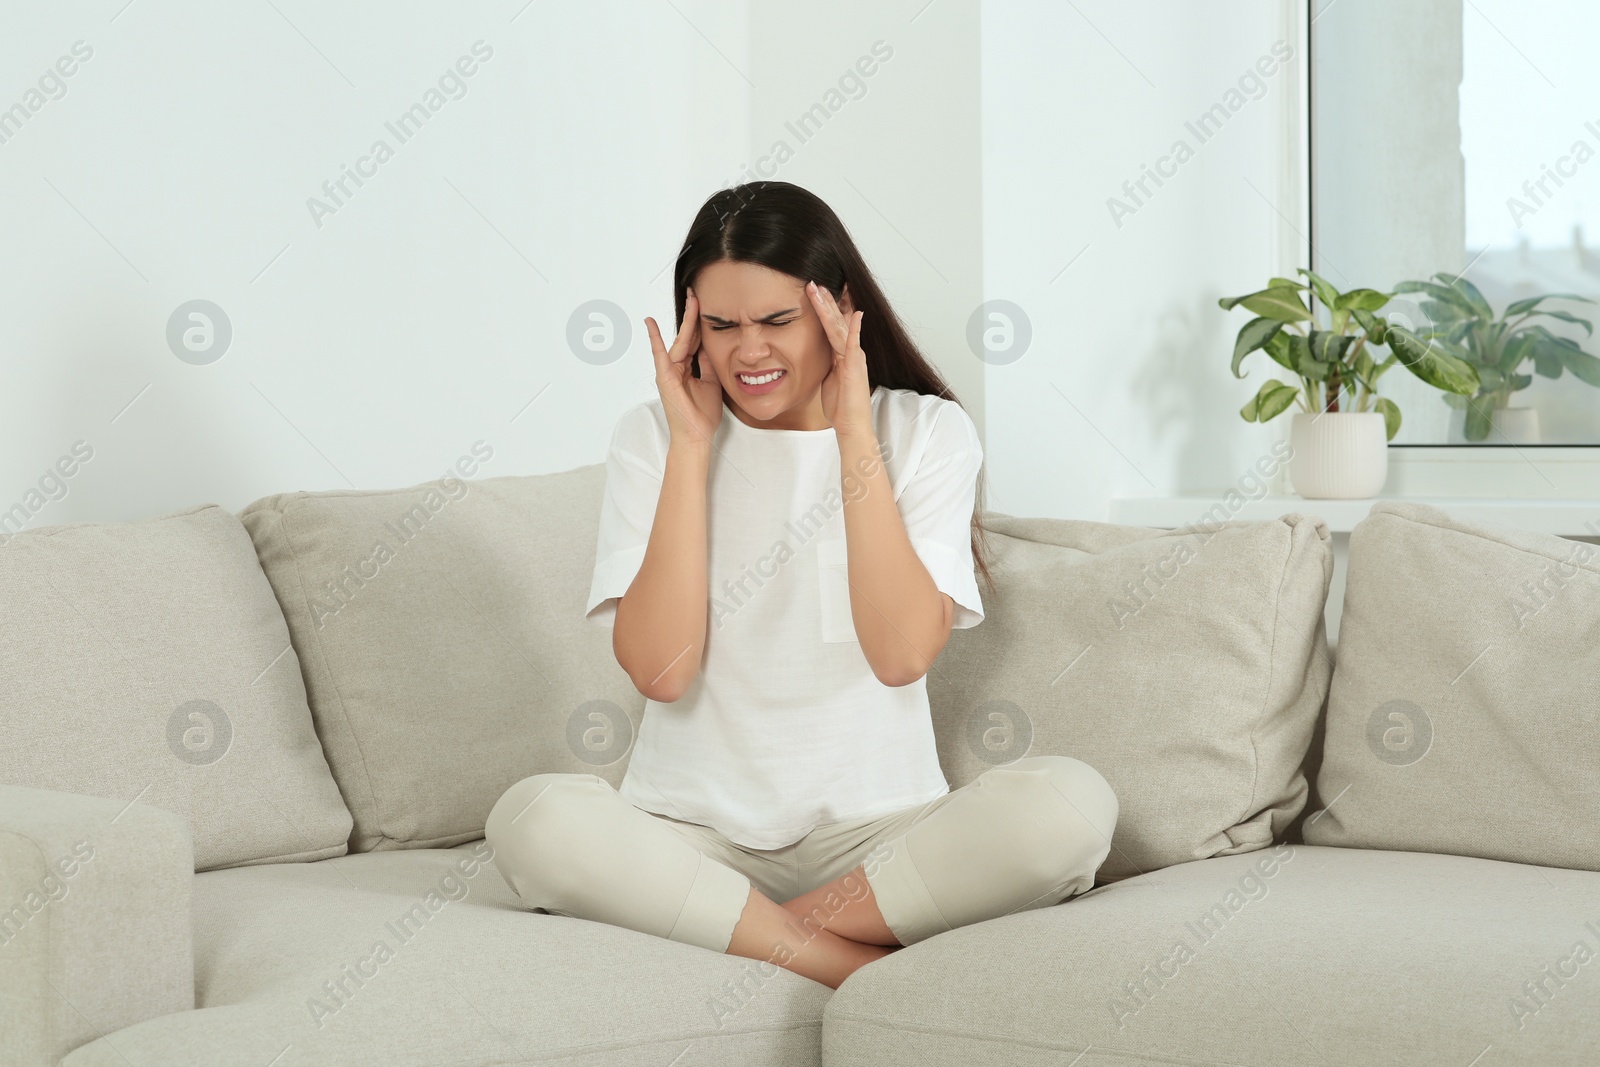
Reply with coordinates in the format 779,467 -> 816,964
646,286 -> 723,450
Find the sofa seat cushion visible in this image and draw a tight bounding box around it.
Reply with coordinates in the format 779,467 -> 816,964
823,845 -> 1600,1066
60,842 -> 829,1067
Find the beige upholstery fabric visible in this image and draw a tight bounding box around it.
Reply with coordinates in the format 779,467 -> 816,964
60,842 -> 828,1067
0,505 -> 351,870
1306,501 -> 1600,870
928,511 -> 1333,880
824,845 -> 1600,1066
239,466 -> 645,853
0,786 -> 194,1067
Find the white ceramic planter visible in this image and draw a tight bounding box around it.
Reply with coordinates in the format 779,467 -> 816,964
1496,406 -> 1542,443
1288,411 -> 1389,499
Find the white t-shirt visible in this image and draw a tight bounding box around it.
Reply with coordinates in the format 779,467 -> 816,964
585,385 -> 985,849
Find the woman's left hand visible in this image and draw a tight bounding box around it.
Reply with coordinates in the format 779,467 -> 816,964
809,280 -> 875,439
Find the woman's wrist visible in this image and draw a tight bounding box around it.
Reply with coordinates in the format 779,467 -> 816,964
666,436 -> 714,470
834,425 -> 883,459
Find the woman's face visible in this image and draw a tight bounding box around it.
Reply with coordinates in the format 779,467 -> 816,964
690,259 -> 852,431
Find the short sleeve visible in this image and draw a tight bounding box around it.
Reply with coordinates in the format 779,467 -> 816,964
896,400 -> 985,629
584,403 -> 667,627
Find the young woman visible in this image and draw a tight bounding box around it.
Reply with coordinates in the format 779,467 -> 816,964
486,181 -> 1118,990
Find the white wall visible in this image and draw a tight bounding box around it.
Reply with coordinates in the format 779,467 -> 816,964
746,0 -> 985,433
979,0 -> 1308,520
0,0 -> 1303,534
0,0 -> 750,527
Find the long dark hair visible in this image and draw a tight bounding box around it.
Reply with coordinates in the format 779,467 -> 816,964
672,180 -> 994,594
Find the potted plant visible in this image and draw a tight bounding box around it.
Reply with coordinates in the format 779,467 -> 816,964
1391,272 -> 1600,443
1219,268 -> 1481,499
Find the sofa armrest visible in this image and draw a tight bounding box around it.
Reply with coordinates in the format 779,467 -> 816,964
0,785 -> 194,1067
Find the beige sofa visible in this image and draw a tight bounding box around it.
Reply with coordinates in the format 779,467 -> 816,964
3,465 -> 1595,1066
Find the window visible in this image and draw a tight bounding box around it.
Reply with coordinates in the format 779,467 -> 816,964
1311,0 -> 1600,448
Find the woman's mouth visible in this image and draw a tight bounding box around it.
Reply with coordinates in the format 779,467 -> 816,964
735,368 -> 786,395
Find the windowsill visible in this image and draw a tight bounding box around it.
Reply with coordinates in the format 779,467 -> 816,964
1108,494 -> 1600,537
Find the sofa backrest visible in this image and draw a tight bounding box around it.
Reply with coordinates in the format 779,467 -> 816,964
0,504 -> 352,871
242,460 -> 1336,882
239,465 -> 644,854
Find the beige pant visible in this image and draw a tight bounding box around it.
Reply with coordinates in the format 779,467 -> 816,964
484,754 -> 1118,953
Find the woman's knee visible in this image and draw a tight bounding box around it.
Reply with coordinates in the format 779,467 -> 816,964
994,755 -> 1120,880
485,772 -> 613,907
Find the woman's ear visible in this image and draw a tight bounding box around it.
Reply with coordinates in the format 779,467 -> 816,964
838,283 -> 854,316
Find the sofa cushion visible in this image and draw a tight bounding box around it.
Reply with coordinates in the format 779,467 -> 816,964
928,511 -> 1333,881
823,845 -> 1600,1065
0,505 -> 351,871
1305,501 -> 1600,871
238,466 -> 644,853
60,842 -> 828,1067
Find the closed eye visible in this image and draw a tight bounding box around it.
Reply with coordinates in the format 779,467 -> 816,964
711,320 -> 793,331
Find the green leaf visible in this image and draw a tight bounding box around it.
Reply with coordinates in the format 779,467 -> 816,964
1434,272 -> 1495,320
1238,287 -> 1314,323
1387,326 -> 1482,395
1353,347 -> 1376,387
1559,345 -> 1600,387
1532,342 -> 1564,378
1292,334 -> 1329,380
1505,292 -> 1596,316
1499,332 -> 1535,374
1267,277 -> 1308,290
1495,334 -> 1525,374
1366,350 -> 1398,386
1373,396 -> 1401,440
1357,309 -> 1388,345
1296,268 -> 1340,309
1442,392 -> 1468,409
1528,309 -> 1595,336
1334,288 -> 1392,312
1475,365 -> 1505,392
1256,380 -> 1301,422
1510,372 -> 1533,391
1262,329 -> 1298,372
1528,324 -> 1585,351
1420,299 -> 1472,324
1242,379 -> 1300,422
1393,279 -> 1479,315
1310,330 -> 1353,367
1421,333 -> 1476,363
1231,317 -> 1284,377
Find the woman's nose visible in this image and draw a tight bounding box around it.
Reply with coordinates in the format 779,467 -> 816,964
737,327 -> 770,357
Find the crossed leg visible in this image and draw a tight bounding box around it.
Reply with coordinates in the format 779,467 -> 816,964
736,754 -> 1121,986
725,870 -> 898,989
778,864 -> 900,945
488,757 -> 1117,992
